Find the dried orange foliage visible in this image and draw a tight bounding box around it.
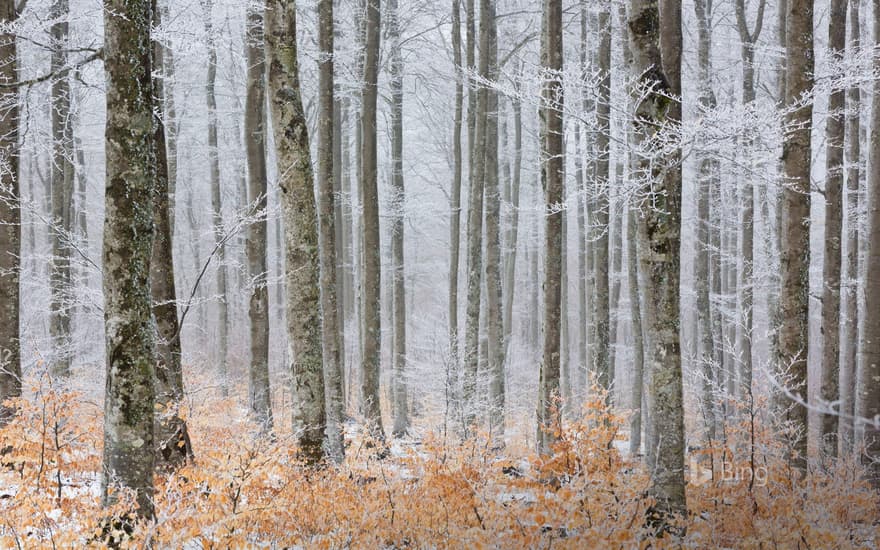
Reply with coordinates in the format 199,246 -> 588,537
0,387 -> 876,548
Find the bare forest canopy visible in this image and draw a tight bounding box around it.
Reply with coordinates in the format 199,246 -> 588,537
0,0 -> 877,546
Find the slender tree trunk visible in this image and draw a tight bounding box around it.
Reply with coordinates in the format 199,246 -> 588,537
160,1 -> 177,236
856,0 -> 880,488
388,0 -> 409,437
265,0 -> 328,465
608,197 -> 623,385
100,0 -> 156,517
820,0 -> 846,459
484,0 -> 504,438
152,0 -> 191,469
202,0 -> 229,397
627,207 -> 645,455
734,0 -> 765,404
0,0 -> 20,424
779,0 -> 813,472
502,84 -> 522,365
463,0 -> 490,429
449,0 -> 463,387
316,0 -> 344,459
839,0 -> 861,455
592,3 -> 612,396
538,0 -> 563,455
694,0 -> 717,443
628,0 -> 686,522
359,0 -> 384,440
49,0 -> 74,379
244,2 -> 272,431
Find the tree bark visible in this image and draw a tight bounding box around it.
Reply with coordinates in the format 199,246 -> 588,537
538,0 -> 563,455
152,0 -> 191,470
244,1 -> 272,432
839,0 -> 861,455
0,0 -> 20,424
779,0 -> 813,472
100,0 -> 156,517
49,0 -> 74,379
265,0 -> 328,464
202,0 -> 229,397
856,0 -> 880,488
628,0 -> 686,522
502,73 -> 522,378
359,0 -> 384,440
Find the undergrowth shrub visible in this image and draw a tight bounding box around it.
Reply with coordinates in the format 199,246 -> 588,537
0,384 -> 875,548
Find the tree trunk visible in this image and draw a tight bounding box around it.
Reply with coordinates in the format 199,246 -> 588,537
627,207 -> 645,455
839,0 -> 861,455
779,0 -> 813,472
856,0 -> 880,488
265,0 -> 328,465
628,0 -> 686,522
202,0 -> 229,397
358,0 -> 384,441
820,0 -> 846,459
316,0 -> 344,459
0,0 -> 20,424
592,3 -> 612,397
449,0 -> 463,388
100,0 -> 156,517
693,0 -> 717,443
484,0 -> 504,439
538,0 -> 563,455
244,1 -> 272,432
734,0 -> 765,404
389,0 -> 409,438
462,0 -> 490,429
152,0 -> 191,470
502,73 -> 522,375
49,0 -> 74,379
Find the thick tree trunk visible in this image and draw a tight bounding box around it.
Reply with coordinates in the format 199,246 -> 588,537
49,0 -> 73,379
839,0 -> 861,455
856,0 -> 880,488
202,0 -> 229,396
265,0 -> 328,465
358,0 -> 384,440
244,2 -> 272,432
389,0 -> 409,438
0,0 -> 20,424
159,1 -> 177,235
779,0 -> 813,472
538,0 -> 563,455
100,0 -> 156,517
820,0 -> 846,459
152,0 -> 191,470
317,0 -> 344,459
628,0 -> 686,522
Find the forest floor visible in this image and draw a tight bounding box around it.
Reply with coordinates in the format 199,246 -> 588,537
0,369 -> 877,548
